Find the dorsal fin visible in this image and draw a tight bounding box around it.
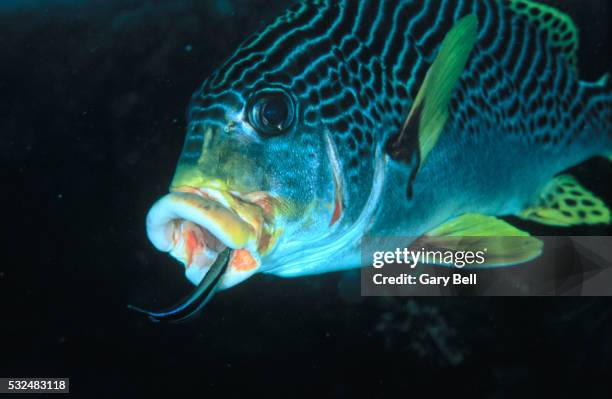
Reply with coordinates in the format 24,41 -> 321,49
504,0 -> 579,73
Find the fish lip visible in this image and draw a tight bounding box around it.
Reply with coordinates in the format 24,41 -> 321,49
146,191 -> 256,253
146,186 -> 277,282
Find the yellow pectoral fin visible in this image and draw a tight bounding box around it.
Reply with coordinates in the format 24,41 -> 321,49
519,175 -> 611,227
424,213 -> 543,268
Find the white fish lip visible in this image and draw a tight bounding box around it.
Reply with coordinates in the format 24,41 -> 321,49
146,191 -> 258,255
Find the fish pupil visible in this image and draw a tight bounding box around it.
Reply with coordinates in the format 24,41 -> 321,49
261,97 -> 287,128
248,88 -> 295,137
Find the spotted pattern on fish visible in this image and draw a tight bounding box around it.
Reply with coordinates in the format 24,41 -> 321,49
183,0 -> 611,186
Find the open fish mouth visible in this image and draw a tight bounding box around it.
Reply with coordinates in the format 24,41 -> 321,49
130,186 -> 279,322
147,187 -> 279,284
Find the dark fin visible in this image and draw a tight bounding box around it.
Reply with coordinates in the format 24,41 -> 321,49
386,14 -> 478,197
505,0 -> 579,73
519,175 -> 611,226
128,248 -> 231,323
423,213 -> 543,268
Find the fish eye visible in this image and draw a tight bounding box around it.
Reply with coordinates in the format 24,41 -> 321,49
247,88 -> 296,137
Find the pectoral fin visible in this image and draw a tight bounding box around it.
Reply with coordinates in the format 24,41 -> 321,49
422,213 -> 543,268
386,14 -> 478,198
519,175 -> 611,226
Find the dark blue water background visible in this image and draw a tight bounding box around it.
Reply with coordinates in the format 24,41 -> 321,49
1,0 -> 611,396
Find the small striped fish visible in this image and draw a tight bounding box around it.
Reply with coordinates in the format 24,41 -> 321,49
133,0 -> 611,320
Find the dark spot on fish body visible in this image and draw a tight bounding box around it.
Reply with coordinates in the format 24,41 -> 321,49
321,103 -> 339,119
304,110 -> 317,124
305,71 -> 318,86
339,91 -> 356,109
382,99 -> 392,113
396,85 -> 408,100
348,58 -> 359,74
294,79 -> 307,94
544,97 -> 554,110
466,105 -> 476,119
562,116 -> 571,130
350,110 -> 363,126
565,198 -> 578,207
331,81 -> 342,94
334,119 -> 348,133
320,85 -> 334,100
393,102 -> 403,116
308,89 -> 320,104
315,62 -> 331,81
339,65 -> 350,85
330,71 -> 340,84
537,115 -> 548,129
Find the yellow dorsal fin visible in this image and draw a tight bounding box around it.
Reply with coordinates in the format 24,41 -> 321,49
424,213 -> 543,268
504,0 -> 579,72
519,175 -> 611,227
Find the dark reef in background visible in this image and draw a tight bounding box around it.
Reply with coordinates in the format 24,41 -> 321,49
1,0 -> 611,397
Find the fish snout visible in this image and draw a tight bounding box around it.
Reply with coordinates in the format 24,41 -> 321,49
146,186 -> 282,289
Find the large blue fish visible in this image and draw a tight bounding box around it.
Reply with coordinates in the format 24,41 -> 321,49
131,0 -> 611,321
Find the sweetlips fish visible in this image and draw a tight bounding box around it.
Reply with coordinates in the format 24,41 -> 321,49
130,0 -> 612,321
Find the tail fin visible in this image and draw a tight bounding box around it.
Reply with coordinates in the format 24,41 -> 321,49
580,73 -> 612,159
